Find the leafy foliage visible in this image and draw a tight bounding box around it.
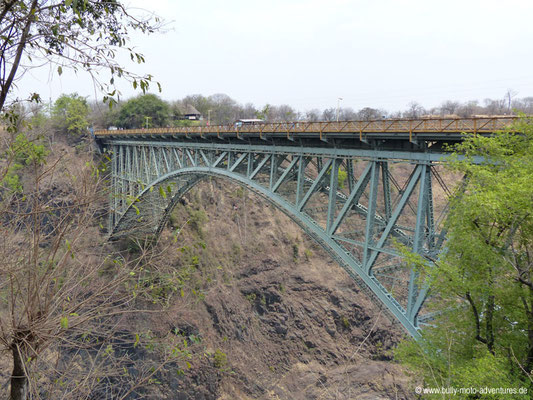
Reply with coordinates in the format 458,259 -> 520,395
0,0 -> 162,111
1,132 -> 48,191
117,94 -> 170,129
52,93 -> 89,135
396,117 -> 533,396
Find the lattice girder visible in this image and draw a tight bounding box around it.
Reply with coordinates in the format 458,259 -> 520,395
106,140 -> 448,337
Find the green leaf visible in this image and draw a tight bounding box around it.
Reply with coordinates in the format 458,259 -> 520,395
60,316 -> 69,329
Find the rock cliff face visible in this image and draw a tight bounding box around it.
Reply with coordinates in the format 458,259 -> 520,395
150,178 -> 413,399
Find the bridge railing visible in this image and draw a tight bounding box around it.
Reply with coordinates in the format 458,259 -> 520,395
94,116 -> 519,137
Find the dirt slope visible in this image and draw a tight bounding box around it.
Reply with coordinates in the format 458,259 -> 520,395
150,177 -> 414,399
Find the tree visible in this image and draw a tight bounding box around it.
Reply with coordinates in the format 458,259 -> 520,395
0,1 -> 162,111
51,93 -> 89,135
304,109 -> 321,122
239,102 -> 258,120
484,98 -> 507,115
516,97 -> 533,114
0,2 -> 183,399
0,127 -> 193,399
438,100 -> 461,116
403,101 -> 425,119
357,107 -> 383,121
322,107 -> 336,121
117,94 -> 170,129
339,107 -> 357,121
255,104 -> 271,121
267,104 -> 297,122
396,117 -> 533,397
456,100 -> 482,117
208,93 -> 239,124
88,99 -> 121,129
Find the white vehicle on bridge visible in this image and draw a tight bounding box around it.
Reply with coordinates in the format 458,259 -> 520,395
234,118 -> 264,127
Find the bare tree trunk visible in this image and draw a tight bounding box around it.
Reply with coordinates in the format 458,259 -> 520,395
0,0 -> 38,111
486,294 -> 495,355
10,342 -> 28,400
484,268 -> 496,355
526,289 -> 533,372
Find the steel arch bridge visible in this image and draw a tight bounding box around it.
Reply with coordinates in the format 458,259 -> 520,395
94,117 -> 516,338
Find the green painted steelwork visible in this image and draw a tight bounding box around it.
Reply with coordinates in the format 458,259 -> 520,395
98,135 -> 464,338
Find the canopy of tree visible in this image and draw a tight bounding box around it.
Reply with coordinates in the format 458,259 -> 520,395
51,93 -> 89,135
0,0 -> 161,111
117,94 -> 170,128
396,117 -> 533,397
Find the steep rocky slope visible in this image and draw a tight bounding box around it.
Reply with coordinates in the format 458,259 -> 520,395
149,177 -> 414,399
0,135 -> 415,398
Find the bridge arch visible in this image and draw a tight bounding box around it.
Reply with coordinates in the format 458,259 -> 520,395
115,166 -> 421,336
110,151 -> 434,336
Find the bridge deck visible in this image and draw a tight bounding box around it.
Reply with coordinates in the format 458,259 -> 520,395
94,116 -> 518,142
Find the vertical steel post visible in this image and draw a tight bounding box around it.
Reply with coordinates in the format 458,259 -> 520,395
125,145 -> 132,200
269,154 -> 278,190
326,158 -> 340,234
227,151 -> 233,171
141,147 -> 150,184
295,156 -> 307,206
109,145 -> 118,232
426,166 -> 436,251
162,147 -> 170,173
316,157 -> 323,175
118,145 -> 125,215
247,152 -> 253,177
363,161 -> 379,269
407,163 -> 429,318
347,159 -> 355,193
150,147 -> 159,180
381,162 -> 392,221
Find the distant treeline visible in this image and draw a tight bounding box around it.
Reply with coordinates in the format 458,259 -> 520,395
20,91 -> 533,131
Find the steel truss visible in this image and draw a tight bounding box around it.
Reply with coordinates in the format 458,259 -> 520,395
106,140 -> 449,337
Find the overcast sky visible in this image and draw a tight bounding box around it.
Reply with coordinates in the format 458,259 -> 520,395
13,0 -> 533,112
